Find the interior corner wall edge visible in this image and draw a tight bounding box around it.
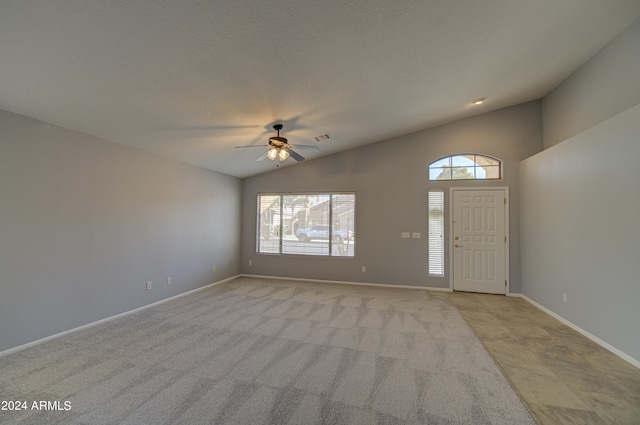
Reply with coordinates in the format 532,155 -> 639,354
520,102 -> 640,363
542,17 -> 640,149
0,110 -> 242,352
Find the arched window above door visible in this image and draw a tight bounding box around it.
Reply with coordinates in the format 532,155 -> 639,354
429,153 -> 502,181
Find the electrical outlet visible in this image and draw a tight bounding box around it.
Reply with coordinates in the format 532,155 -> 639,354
212,266 -> 216,272
563,293 -> 567,303
362,266 -> 366,272
167,277 -> 172,285
146,281 -> 152,290
249,260 -> 253,266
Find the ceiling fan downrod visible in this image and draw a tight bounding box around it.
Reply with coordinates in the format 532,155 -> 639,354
270,124 -> 287,144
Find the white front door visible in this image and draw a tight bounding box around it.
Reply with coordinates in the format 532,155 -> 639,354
451,188 -> 508,294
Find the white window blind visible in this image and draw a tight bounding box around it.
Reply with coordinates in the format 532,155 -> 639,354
428,189 -> 444,276
257,193 -> 355,257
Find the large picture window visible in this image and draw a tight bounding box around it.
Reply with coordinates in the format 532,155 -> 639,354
257,193 -> 355,257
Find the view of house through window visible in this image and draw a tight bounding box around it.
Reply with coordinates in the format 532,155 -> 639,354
257,193 -> 355,257
429,153 -> 501,180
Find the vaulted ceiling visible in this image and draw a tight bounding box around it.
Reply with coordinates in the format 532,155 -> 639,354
2,1 -> 639,177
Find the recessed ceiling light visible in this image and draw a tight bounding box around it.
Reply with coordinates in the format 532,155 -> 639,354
472,98 -> 485,105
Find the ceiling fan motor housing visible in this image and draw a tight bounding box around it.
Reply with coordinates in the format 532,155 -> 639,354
269,136 -> 288,146
269,124 -> 288,146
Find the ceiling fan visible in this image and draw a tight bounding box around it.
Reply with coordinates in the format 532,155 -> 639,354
235,124 -> 319,163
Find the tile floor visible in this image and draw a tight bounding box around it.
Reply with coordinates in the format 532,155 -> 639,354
432,291 -> 640,424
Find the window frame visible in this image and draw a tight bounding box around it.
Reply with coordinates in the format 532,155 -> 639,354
256,192 -> 356,258
429,153 -> 502,181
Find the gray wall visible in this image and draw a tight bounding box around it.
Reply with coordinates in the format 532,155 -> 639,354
241,101 -> 543,291
522,17 -> 640,364
0,110 -> 241,352
520,103 -> 640,362
542,17 -> 640,149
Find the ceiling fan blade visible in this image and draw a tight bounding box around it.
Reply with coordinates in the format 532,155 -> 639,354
235,145 -> 268,149
287,148 -> 305,162
289,144 -> 319,151
256,150 -> 269,161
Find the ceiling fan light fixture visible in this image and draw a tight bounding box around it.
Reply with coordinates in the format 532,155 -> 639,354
267,147 -> 278,160
236,123 -> 314,164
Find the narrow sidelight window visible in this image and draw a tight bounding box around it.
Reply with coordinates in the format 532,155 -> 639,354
428,189 -> 444,276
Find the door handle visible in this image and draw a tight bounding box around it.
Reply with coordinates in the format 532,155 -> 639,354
454,244 -> 463,248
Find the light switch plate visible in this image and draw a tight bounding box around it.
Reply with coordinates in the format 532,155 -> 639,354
412,232 -> 421,239
401,232 -> 411,238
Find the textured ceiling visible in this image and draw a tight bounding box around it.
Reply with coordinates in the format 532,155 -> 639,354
2,1 -> 639,178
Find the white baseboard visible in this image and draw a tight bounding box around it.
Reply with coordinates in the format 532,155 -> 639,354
519,294 -> 640,370
0,275 -> 240,358
239,273 -> 453,292
11,274 -> 635,370
2,273 -> 449,357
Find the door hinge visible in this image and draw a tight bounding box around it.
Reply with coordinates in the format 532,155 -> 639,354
505,280 -> 507,287
504,198 -> 506,205
504,236 -> 507,243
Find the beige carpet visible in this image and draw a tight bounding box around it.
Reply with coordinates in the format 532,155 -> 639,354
0,277 -> 535,424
